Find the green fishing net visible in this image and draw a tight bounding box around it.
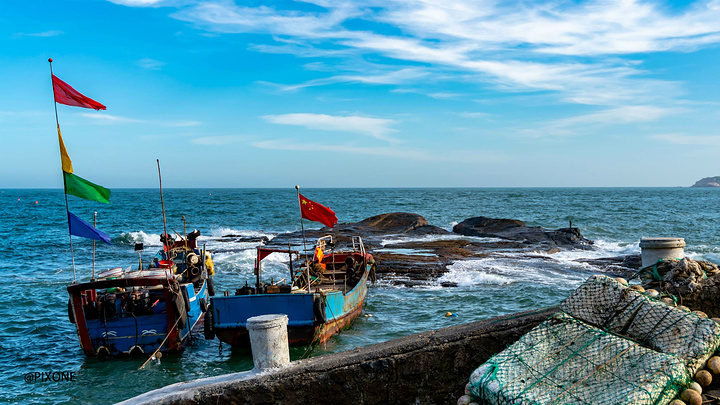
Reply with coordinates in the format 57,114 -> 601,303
562,275 -> 720,374
469,313 -> 689,405
468,275 -> 720,404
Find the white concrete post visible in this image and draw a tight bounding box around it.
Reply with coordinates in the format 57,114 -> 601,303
246,314 -> 290,370
639,237 -> 686,268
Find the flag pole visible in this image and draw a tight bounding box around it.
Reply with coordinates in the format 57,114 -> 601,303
295,185 -> 310,291
50,58 -> 77,283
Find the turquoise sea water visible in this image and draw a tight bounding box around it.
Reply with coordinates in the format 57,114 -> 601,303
1,187 -> 718,404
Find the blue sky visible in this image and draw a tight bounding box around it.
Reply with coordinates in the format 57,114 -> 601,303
1,0 -> 719,187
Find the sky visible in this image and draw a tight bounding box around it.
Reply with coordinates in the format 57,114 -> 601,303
1,0 -> 719,188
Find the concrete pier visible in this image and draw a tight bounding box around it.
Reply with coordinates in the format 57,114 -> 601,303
119,307 -> 555,405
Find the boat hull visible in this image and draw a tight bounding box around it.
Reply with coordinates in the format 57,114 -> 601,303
68,277 -> 208,356
212,264 -> 369,348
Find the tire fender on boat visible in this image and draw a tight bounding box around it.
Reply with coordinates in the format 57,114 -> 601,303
203,302 -> 214,340
207,277 -> 215,297
181,286 -> 191,313
171,288 -> 188,329
68,299 -> 75,324
313,296 -> 327,324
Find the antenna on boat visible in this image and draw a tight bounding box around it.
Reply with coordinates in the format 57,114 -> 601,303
157,159 -> 170,254
295,185 -> 310,292
92,212 -> 97,280
182,215 -> 187,251
288,241 -> 295,282
135,243 -> 144,270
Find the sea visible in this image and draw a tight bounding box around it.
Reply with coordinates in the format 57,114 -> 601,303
1,187 -> 718,404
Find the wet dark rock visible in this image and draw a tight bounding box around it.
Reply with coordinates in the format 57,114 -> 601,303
354,212 -> 430,233
263,212 -> 635,287
269,212 -> 449,249
453,217 -> 593,249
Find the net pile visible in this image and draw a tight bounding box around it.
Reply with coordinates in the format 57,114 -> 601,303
561,275 -> 720,374
468,275 -> 720,405
468,312 -> 690,405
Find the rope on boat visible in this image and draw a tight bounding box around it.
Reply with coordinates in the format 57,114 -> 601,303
300,291 -> 341,360
138,315 -> 182,370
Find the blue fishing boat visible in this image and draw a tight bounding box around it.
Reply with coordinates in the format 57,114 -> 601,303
206,235 -> 375,348
67,233 -> 215,357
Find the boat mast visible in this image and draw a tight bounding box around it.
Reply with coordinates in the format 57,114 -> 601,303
92,212 -> 97,280
157,159 -> 170,254
295,185 -> 310,292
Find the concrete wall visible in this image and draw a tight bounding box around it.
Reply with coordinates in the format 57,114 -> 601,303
122,307 -> 557,405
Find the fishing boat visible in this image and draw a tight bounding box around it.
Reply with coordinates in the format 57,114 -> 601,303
67,231 -> 215,357
206,235 -> 375,348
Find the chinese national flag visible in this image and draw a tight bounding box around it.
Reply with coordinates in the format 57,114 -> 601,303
52,74 -> 106,110
299,193 -> 338,228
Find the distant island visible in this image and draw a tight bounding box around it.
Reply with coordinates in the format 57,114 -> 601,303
691,176 -> 720,187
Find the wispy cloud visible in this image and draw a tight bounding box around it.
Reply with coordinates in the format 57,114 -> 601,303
262,113 -> 399,142
107,0 -> 165,6
457,112 -> 490,119
260,68 -> 429,92
79,113 -> 143,124
552,105 -> 682,126
191,135 -> 247,145
137,58 -> 166,70
78,113 -> 200,127
650,133 -> 720,146
515,105 -> 682,138
252,139 -> 506,163
157,0 -> 720,107
12,30 -> 63,38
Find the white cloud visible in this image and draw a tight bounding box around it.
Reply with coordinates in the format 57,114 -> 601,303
650,133 -> 720,146
113,0 -> 720,107
79,113 -> 143,124
553,105 -> 681,126
458,112 -> 490,119
514,105 -> 682,138
252,138 -> 506,163
78,113 -> 200,127
191,135 -> 247,145
263,68 -> 430,92
12,30 -> 63,38
107,0 -> 165,6
262,113 -> 399,142
137,58 -> 166,70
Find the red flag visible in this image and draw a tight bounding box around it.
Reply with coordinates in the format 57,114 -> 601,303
52,75 -> 106,110
299,193 -> 338,228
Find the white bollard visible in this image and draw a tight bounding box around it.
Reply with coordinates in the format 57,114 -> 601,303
639,237 -> 685,268
246,314 -> 290,370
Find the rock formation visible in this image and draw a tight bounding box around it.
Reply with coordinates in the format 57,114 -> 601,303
691,176 -> 720,187
452,216 -> 594,249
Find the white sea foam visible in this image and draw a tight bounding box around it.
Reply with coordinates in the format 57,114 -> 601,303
438,256 -> 590,288
521,239 -> 640,270
206,227 -> 276,240
213,247 -> 294,284
119,231 -> 162,247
